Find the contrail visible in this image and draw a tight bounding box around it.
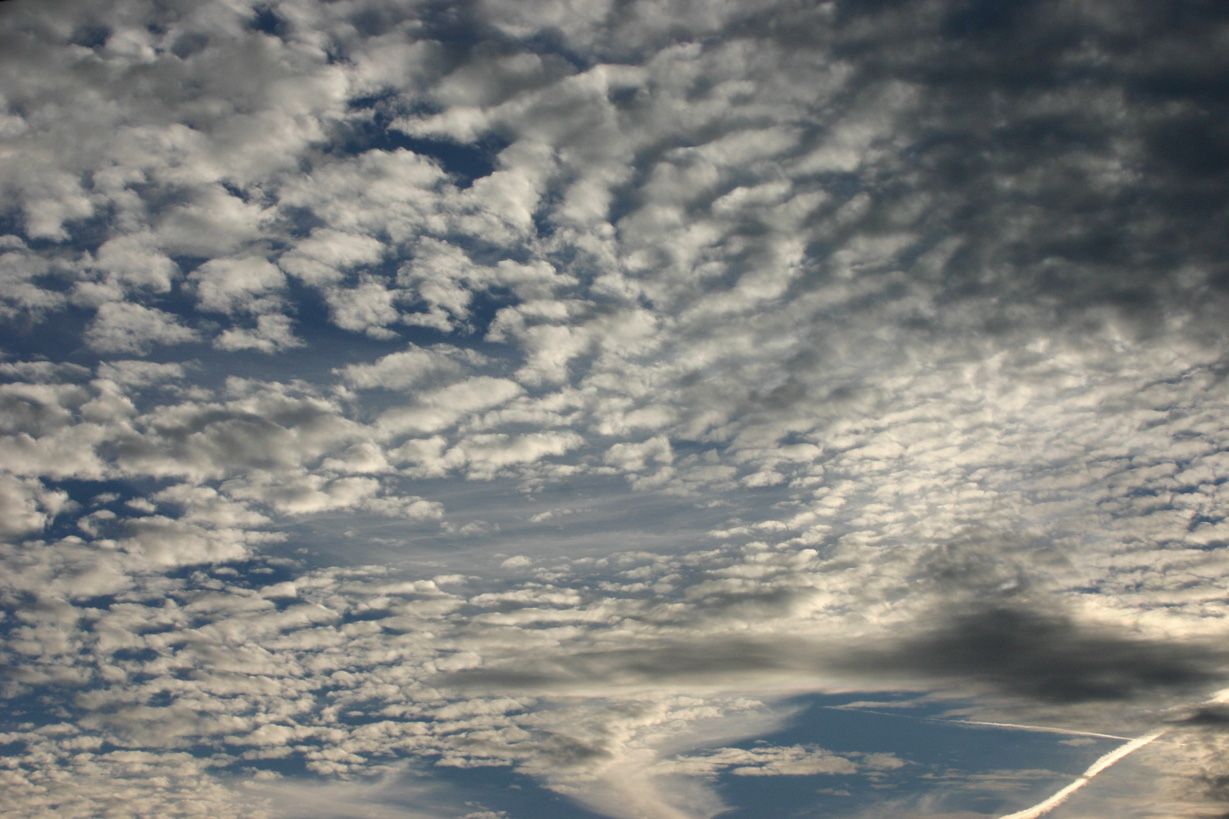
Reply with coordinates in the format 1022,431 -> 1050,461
996,729 -> 1166,819
950,719 -> 1129,741
995,688 -> 1229,819
825,707 -> 1130,740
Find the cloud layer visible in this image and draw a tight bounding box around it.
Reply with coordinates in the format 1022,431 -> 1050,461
2,0 -> 1229,816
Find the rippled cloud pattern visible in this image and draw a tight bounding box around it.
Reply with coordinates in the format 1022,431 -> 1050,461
2,1 -> 1229,817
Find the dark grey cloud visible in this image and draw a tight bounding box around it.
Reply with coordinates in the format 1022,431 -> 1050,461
856,602 -> 1224,704
762,0 -> 1229,348
442,635 -> 809,691
1171,705 -> 1229,729
448,596 -> 1223,712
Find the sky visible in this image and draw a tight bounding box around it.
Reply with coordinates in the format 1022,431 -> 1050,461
2,0 -> 1229,817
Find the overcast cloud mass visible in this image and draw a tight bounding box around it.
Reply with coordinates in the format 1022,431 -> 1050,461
2,0 -> 1229,816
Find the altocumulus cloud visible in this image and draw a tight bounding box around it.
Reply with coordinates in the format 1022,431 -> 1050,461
2,0 -> 1229,817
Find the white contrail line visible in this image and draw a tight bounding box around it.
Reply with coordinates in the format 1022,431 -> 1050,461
825,707 -> 1130,740
949,719 -> 1130,741
996,729 -> 1166,819
994,689 -> 1229,819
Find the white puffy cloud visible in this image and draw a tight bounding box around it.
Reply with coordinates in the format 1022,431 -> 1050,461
377,377 -> 524,437
85,302 -> 198,354
0,744 -> 273,819
337,345 -> 480,391
275,148 -> 448,242
224,470 -> 442,519
191,256 -> 286,315
0,238 -> 70,319
111,386 -> 361,481
0,474 -> 70,537
604,436 -> 673,474
214,313 -> 303,353
442,431 -> 584,478
116,515 -> 282,567
91,232 -> 179,293
322,278 -> 402,338
279,230 -> 386,288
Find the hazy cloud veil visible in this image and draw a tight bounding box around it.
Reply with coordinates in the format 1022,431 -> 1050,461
2,0 -> 1229,817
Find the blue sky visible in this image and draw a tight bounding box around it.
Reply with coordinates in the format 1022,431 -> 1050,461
3,1 -> 1229,817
